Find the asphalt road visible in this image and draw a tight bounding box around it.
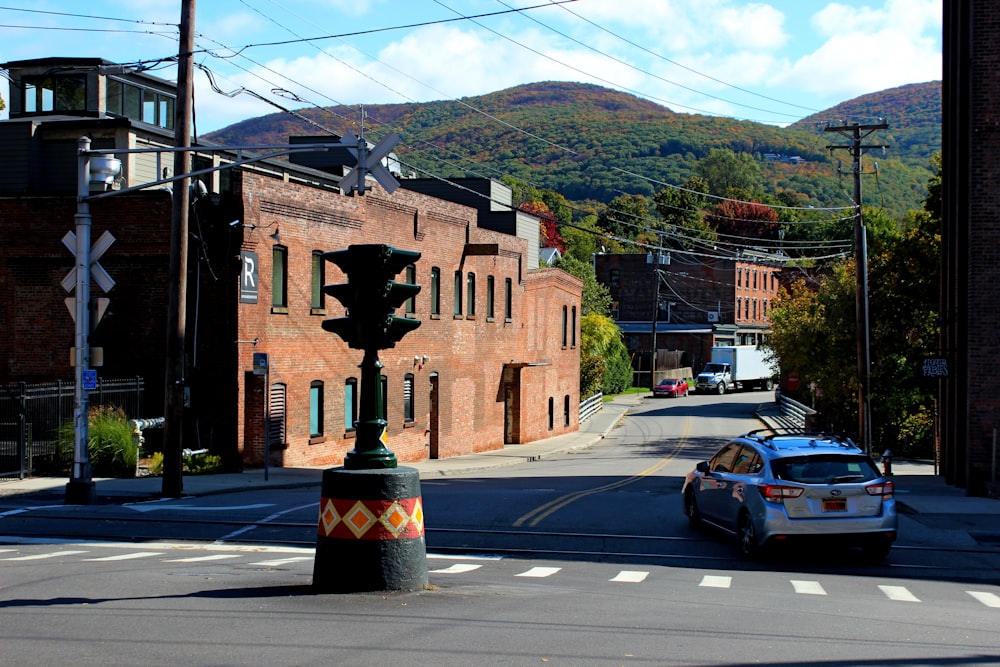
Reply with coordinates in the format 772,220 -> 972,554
1,391 -> 999,665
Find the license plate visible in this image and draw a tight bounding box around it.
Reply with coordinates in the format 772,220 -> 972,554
822,498 -> 847,512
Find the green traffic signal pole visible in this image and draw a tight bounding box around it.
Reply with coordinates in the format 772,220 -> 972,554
347,348 -> 396,469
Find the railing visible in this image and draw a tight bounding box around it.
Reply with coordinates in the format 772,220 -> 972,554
579,392 -> 604,423
776,394 -> 817,430
0,378 -> 145,480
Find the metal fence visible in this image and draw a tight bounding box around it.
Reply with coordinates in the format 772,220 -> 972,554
579,392 -> 604,423
0,378 -> 144,480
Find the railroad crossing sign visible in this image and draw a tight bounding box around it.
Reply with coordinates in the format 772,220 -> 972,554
61,229 -> 116,293
339,131 -> 401,195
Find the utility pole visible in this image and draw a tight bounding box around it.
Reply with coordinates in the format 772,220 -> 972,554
650,268 -> 660,391
162,0 -> 196,498
825,121 -> 888,455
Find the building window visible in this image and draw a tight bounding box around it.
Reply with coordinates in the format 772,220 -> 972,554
486,275 -> 495,320
504,278 -> 513,321
736,297 -> 742,321
23,75 -> 86,113
381,375 -> 388,423
311,251 -> 325,312
453,271 -> 463,316
404,265 -> 416,315
105,78 -> 175,129
548,397 -> 554,431
344,378 -> 358,431
561,305 -> 568,347
310,380 -> 324,439
403,374 -> 415,423
430,267 -> 441,316
571,306 -> 577,347
272,246 -> 288,310
564,395 -> 571,427
269,383 -> 286,448
466,272 -> 476,316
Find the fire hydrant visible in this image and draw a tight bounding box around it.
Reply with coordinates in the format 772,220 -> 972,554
881,447 -> 893,477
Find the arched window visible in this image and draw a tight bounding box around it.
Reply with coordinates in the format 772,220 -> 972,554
344,378 -> 358,431
453,271 -> 463,316
466,272 -> 476,316
310,380 -> 324,438
269,383 -> 286,447
403,374 -> 415,423
430,267 -> 441,316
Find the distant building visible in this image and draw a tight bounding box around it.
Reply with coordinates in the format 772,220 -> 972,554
0,57 -> 582,471
594,251 -> 779,386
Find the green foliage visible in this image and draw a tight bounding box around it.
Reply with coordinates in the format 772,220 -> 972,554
146,450 -> 223,475
765,156 -> 942,457
697,148 -> 764,197
57,406 -> 137,478
554,254 -> 612,317
601,338 -> 634,395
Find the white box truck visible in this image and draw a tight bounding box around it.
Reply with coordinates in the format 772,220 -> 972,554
695,346 -> 776,394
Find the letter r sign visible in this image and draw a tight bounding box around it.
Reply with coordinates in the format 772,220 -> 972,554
240,251 -> 258,304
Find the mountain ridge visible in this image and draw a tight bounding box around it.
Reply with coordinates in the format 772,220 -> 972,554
206,80 -> 941,216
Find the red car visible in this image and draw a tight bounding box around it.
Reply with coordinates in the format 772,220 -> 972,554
653,378 -> 689,398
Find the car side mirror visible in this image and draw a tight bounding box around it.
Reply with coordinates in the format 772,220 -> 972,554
696,461 -> 710,474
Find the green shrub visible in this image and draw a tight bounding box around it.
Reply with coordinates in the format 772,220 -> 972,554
145,450 -> 222,476
57,405 -> 137,478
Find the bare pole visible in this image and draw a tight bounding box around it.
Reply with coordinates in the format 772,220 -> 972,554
162,0 -> 196,498
825,122 -> 888,455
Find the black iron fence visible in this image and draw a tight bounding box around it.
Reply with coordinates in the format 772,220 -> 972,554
0,378 -> 144,480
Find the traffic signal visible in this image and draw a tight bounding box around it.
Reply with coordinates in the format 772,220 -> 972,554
322,244 -> 421,350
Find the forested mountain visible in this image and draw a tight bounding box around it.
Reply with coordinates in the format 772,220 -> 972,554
205,80 -> 941,218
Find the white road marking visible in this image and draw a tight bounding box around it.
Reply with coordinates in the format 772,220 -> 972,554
248,556 -> 313,567
429,563 -> 483,574
164,554 -> 243,563
515,566 -> 561,578
610,570 -> 648,583
791,580 -> 827,595
215,502 -> 318,543
82,551 -> 163,562
1,550 -> 90,561
124,503 -> 275,514
699,575 -> 732,589
967,591 -> 1000,608
879,585 -> 921,602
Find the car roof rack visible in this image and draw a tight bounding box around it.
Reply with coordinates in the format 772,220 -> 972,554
743,428 -> 858,451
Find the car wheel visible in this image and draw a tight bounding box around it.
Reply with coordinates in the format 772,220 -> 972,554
738,512 -> 759,558
716,382 -> 726,395
684,489 -> 702,529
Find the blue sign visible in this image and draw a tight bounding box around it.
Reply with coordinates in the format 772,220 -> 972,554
82,369 -> 98,390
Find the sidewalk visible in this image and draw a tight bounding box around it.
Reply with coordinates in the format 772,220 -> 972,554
0,394 -> 639,504
2,393 -> 998,551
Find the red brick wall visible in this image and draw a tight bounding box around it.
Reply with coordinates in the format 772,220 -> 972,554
228,172 -> 582,468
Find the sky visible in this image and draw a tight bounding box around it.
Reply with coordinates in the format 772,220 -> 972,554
0,0 -> 942,134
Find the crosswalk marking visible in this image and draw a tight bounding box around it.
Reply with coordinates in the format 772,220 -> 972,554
967,591 -> 1000,608
516,566 -> 561,578
879,585 -> 920,602
610,570 -> 648,583
791,580 -> 827,596
0,550 -> 89,561
83,552 -> 163,562
699,575 -> 732,589
249,556 -> 313,567
430,563 -> 482,574
164,554 -> 243,563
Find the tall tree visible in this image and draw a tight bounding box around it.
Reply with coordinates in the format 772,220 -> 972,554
597,193 -> 651,241
697,148 -> 763,197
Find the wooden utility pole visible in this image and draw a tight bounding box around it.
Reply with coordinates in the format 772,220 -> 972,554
163,0 -> 196,497
825,121 -> 888,455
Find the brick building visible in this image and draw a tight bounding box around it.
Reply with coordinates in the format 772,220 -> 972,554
0,57 -> 582,471
941,1 -> 1000,493
594,251 -> 779,386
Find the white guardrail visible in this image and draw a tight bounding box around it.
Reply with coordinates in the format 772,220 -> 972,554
579,392 -> 604,423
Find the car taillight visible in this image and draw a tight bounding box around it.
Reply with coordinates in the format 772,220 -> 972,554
865,480 -> 894,499
758,484 -> 804,503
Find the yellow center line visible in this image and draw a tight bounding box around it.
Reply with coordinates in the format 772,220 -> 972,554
513,416 -> 692,528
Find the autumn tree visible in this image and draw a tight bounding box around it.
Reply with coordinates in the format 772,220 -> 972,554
706,198 -> 779,240
766,156 -> 942,456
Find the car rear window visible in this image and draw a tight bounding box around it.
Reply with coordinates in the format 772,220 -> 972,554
771,454 -> 880,484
